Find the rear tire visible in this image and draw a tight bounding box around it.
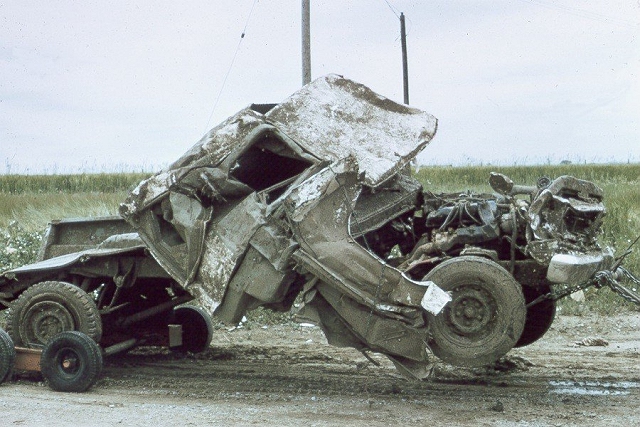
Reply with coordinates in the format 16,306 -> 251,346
515,285 -> 556,348
0,329 -> 15,384
8,281 -> 102,348
41,331 -> 103,392
424,256 -> 526,367
171,306 -> 213,353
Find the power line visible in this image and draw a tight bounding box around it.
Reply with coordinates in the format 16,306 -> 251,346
381,0 -> 400,19
204,0 -> 259,133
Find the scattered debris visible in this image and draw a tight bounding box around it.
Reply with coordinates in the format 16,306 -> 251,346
575,337 -> 609,347
487,356 -> 535,373
488,400 -> 505,412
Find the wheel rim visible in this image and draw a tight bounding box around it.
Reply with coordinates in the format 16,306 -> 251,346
54,348 -> 83,378
425,256 -> 527,367
24,301 -> 75,345
443,283 -> 497,341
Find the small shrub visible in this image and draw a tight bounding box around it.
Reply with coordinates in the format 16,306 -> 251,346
0,221 -> 43,273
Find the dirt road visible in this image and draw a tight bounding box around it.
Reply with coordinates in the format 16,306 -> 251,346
2,314 -> 639,426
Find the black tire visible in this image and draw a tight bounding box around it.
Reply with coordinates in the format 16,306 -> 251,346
41,331 -> 103,392
0,329 -> 16,384
171,305 -> 213,353
7,281 -> 102,348
515,285 -> 556,348
424,256 -> 526,367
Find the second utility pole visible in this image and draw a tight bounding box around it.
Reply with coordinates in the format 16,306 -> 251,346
302,0 -> 311,85
400,12 -> 409,104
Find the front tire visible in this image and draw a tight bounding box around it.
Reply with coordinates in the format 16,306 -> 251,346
7,281 -> 102,347
424,256 -> 526,367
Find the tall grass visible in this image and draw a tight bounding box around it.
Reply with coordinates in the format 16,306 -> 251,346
0,193 -> 127,231
0,173 -> 149,195
0,172 -> 149,231
414,163 -> 640,192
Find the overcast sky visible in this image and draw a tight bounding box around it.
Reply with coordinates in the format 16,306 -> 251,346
1,0 -> 639,174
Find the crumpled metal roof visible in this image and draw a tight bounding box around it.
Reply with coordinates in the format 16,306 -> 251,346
265,74 -> 437,186
123,74 -> 437,215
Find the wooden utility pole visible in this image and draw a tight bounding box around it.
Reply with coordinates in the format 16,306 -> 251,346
400,12 -> 409,104
302,0 -> 311,85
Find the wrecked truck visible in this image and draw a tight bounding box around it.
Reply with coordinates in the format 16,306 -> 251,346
1,74 -> 640,382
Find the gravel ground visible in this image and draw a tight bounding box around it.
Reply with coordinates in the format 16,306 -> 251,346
1,313 -> 639,426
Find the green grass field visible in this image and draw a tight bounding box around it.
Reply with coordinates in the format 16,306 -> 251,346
1,164 -> 639,316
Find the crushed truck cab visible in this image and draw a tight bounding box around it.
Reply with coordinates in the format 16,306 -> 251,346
2,74 -> 639,379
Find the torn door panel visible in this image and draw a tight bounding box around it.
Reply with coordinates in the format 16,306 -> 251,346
284,157 -> 449,376
285,158 -> 439,312
211,215 -> 300,324
315,281 -> 429,362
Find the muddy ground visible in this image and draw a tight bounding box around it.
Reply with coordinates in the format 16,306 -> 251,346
2,313 -> 639,427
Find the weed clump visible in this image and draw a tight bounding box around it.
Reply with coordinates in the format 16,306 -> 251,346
0,221 -> 43,273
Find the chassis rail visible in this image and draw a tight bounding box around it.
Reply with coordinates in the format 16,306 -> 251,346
528,266 -> 640,308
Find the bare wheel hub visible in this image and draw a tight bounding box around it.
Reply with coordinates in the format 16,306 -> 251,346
58,349 -> 81,375
24,301 -> 75,344
446,285 -> 496,337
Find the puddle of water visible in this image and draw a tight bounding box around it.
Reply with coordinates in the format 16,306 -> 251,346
549,380 -> 639,396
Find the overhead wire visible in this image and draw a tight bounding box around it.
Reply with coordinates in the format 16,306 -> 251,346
203,0 -> 259,134
381,0 -> 400,19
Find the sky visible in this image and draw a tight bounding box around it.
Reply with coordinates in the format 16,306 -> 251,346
1,0 -> 639,174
